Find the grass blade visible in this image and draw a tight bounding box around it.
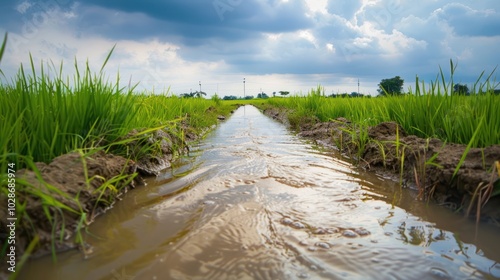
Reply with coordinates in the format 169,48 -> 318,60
0,32 -> 7,64
452,116 -> 485,178
100,44 -> 116,73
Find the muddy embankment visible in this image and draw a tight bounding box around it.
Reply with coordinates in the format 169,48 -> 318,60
2,104 -> 499,271
262,106 -> 500,225
0,112 -> 229,265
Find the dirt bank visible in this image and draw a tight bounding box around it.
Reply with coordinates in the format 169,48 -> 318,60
0,113 -> 230,271
263,107 -> 500,225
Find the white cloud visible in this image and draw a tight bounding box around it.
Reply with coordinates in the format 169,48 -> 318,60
298,30 -> 318,48
1,8 -> 230,93
16,1 -> 33,14
1,0 -> 499,96
305,0 -> 328,15
326,43 -> 335,52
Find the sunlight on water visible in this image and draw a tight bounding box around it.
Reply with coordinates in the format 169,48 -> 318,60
19,106 -> 500,280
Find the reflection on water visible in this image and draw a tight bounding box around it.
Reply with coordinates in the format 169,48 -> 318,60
20,106 -> 500,280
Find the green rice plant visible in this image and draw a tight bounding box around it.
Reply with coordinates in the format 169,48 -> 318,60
263,61 -> 499,149
339,121 -> 370,161
452,116 -> 485,178
395,124 -> 400,159
0,52 -> 137,166
0,33 -> 6,67
303,85 -> 324,115
72,149 -> 136,218
368,139 -> 388,168
398,145 -> 406,187
0,38 -> 239,275
337,127 -> 355,156
3,155 -> 84,262
258,61 -> 499,214
105,124 -> 176,160
1,46 -> 235,169
412,139 -> 444,200
90,172 -> 137,215
73,213 -> 89,255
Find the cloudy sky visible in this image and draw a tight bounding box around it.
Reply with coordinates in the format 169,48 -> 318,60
0,0 -> 499,97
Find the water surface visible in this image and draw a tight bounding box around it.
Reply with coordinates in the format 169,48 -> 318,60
20,105 -> 500,280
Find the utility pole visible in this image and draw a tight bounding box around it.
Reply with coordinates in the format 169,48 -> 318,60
199,81 -> 201,93
243,78 -> 246,98
358,79 -> 360,94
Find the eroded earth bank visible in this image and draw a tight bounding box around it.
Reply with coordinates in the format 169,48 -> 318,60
263,106 -> 500,225
15,105 -> 500,279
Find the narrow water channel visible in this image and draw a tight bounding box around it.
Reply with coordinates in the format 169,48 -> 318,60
20,105 -> 500,280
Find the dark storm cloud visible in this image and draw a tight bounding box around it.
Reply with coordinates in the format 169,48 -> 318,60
436,3 -> 500,37
78,0 -> 314,41
1,0 -> 499,95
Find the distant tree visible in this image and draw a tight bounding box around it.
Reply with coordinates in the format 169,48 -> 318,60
257,93 -> 269,99
377,76 -> 404,96
193,91 -> 207,98
453,84 -> 470,95
180,91 -> 206,98
223,95 -> 238,100
279,91 -> 290,96
272,91 -> 276,97
328,93 -> 349,98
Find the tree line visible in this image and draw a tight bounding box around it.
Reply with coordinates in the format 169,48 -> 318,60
179,77 -> 498,99
377,76 -> 499,96
180,90 -> 291,100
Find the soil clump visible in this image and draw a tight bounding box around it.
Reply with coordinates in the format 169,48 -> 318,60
8,151 -> 139,256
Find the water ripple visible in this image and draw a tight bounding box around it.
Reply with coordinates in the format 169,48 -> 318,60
18,105 -> 500,280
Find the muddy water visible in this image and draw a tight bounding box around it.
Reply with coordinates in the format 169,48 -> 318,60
20,105 -> 500,280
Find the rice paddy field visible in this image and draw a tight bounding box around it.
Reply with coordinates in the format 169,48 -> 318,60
1,31 -> 499,277
0,57 -> 235,169
0,42 -> 236,276
265,81 -> 500,149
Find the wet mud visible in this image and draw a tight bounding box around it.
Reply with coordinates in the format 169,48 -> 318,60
0,123 -> 215,265
15,105 -> 500,280
3,104 -> 499,279
9,151 -> 139,256
263,107 -> 500,225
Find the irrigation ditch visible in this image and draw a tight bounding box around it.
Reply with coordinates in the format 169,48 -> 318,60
2,101 -> 499,277
261,105 -> 500,226
3,31 -> 498,276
